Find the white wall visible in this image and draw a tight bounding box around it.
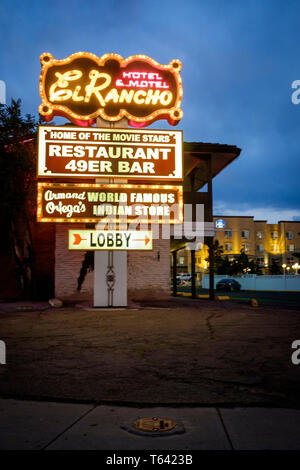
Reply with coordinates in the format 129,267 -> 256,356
202,274 -> 300,292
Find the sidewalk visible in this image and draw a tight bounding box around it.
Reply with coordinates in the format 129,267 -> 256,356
1,398 -> 300,450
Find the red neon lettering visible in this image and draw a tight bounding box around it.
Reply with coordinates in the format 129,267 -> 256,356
115,71 -> 169,89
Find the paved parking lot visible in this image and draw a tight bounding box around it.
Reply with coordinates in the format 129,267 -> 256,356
0,299 -> 299,407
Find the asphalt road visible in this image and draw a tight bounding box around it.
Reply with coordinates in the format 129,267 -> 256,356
177,287 -> 300,309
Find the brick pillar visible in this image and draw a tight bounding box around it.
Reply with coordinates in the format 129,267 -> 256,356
55,224 -> 94,303
127,235 -> 171,301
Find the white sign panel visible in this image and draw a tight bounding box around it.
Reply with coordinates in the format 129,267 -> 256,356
68,230 -> 152,251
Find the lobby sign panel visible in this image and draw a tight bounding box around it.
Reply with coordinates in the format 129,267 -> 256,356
39,52 -> 183,128
69,230 -> 152,251
37,182 -> 183,224
38,126 -> 183,181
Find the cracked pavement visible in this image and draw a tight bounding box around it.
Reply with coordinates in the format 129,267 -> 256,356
0,300 -> 300,406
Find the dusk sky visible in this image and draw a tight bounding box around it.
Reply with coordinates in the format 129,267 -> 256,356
1,0 -> 300,223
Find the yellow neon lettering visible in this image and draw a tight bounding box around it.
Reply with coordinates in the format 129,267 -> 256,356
145,89 -> 161,105
133,90 -> 146,105
105,88 -> 120,103
49,70 -> 82,102
159,90 -> 172,105
73,85 -> 84,101
119,89 -> 135,103
85,70 -> 111,106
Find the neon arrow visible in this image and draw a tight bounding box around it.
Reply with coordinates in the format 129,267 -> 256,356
133,234 -> 151,246
73,233 -> 87,245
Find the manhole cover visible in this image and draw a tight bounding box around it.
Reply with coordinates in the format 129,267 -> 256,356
134,417 -> 176,433
121,417 -> 185,437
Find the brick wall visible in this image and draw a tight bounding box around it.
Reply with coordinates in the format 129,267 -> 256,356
127,236 -> 171,301
55,225 -> 171,303
33,222 -> 55,299
55,224 -> 94,302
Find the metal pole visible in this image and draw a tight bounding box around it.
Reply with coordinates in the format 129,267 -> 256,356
172,251 -> 177,296
191,249 -> 196,298
208,238 -> 215,300
207,156 -> 215,300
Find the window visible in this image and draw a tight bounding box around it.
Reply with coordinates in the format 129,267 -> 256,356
179,257 -> 184,265
257,257 -> 264,265
256,244 -> 264,252
271,231 -> 278,239
288,244 -> 295,252
286,232 -> 293,240
225,230 -> 232,239
241,230 -> 249,239
257,231 -> 264,239
224,243 -> 232,251
241,243 -> 249,252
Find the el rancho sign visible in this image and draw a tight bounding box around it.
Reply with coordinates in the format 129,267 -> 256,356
39,52 -> 183,127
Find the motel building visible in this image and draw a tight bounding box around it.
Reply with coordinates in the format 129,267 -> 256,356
16,52 -> 242,307
213,216 -> 300,271
176,216 -> 300,278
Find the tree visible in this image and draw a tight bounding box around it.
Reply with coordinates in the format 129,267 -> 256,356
248,258 -> 263,275
210,240 -> 224,274
208,243 -> 263,275
268,259 -> 282,275
0,99 -> 39,297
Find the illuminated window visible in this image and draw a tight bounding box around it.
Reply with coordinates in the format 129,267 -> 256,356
257,231 -> 264,239
271,231 -> 278,239
241,243 -> 249,252
286,232 -> 293,240
179,257 -> 185,265
256,244 -> 264,252
288,244 -> 295,252
225,230 -> 232,239
241,230 -> 249,239
224,243 -> 232,251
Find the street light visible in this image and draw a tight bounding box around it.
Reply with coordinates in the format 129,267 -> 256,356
292,263 -> 299,275
282,263 -> 286,275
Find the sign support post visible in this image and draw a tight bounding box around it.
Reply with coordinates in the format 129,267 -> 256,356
94,117 -> 128,308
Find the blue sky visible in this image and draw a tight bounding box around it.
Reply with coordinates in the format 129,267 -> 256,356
1,0 -> 300,222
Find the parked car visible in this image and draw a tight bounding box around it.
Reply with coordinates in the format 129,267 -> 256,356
216,278 -> 241,291
176,273 -> 192,284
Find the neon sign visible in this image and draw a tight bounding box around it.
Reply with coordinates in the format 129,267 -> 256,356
39,52 -> 183,128
37,126 -> 183,181
37,182 -> 183,224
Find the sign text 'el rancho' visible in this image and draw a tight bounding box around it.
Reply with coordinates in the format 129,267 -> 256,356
39,52 -> 183,127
